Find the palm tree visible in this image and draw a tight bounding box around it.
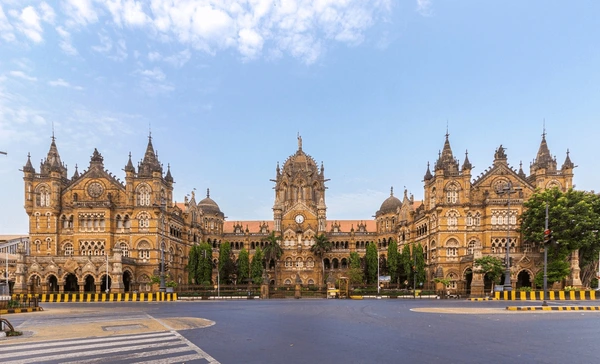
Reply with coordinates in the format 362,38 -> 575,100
262,231 -> 283,285
310,233 -> 332,287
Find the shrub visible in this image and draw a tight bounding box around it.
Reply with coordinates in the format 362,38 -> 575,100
518,287 -> 532,292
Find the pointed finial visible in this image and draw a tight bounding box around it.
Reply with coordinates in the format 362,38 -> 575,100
566,148 -> 570,156
51,121 -> 55,142
149,123 -> 152,140
445,120 -> 449,138
206,188 -> 210,198
297,133 -> 302,150
542,119 -> 546,139
390,186 -> 394,196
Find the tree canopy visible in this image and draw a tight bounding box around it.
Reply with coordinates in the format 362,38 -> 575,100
365,242 -> 378,284
387,240 -> 399,283
251,247 -> 264,284
474,255 -> 504,284
520,188 -> 600,286
237,247 -> 250,285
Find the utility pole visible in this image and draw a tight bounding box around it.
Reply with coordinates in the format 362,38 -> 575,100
543,203 -> 549,307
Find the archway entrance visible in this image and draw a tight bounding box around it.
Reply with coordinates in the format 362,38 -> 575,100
29,275 -> 41,294
123,271 -> 132,292
64,273 -> 78,292
517,270 -> 532,289
101,274 -> 112,293
84,275 -> 95,292
463,268 -> 473,295
48,275 -> 58,293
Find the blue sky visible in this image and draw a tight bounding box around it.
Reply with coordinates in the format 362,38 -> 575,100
1,1 -> 599,234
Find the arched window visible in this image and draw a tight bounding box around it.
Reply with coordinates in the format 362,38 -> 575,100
63,242 -> 73,256
446,239 -> 459,257
446,183 -> 458,204
285,257 -> 293,268
447,272 -> 458,289
138,240 -> 151,259
474,212 -> 481,226
446,211 -> 459,230
467,240 -> 478,255
136,184 -> 151,206
36,184 -> 51,207
295,257 -> 303,268
137,212 -> 150,231
119,242 -> 129,258
466,212 -> 473,227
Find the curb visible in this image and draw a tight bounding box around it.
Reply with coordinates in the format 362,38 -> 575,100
178,296 -> 260,301
0,307 -> 44,314
12,293 -> 177,303
468,298 -> 498,301
495,290 -> 598,301
506,306 -> 600,311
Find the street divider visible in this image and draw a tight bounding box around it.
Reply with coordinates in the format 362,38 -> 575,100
506,306 -> 600,311
495,290 -> 597,300
11,292 -> 177,303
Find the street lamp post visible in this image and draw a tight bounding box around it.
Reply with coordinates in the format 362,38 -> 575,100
377,252 -> 380,295
498,181 -> 520,292
543,203 -> 549,306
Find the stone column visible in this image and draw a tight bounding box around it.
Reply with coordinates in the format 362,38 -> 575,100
566,249 -> 582,288
294,273 -> 302,299
13,244 -> 28,294
58,283 -> 65,293
470,248 -> 485,297
110,249 -> 124,293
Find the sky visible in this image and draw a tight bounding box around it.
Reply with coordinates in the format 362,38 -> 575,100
0,0 -> 599,234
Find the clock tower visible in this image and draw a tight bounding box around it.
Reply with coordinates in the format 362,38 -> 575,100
272,135 -> 328,233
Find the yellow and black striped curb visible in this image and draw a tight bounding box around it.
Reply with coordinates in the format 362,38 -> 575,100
0,307 -> 44,314
495,291 -> 598,301
506,306 -> 600,311
468,297 -> 498,301
11,292 -> 177,302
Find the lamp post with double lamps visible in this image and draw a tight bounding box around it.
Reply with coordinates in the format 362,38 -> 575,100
497,181 -> 522,292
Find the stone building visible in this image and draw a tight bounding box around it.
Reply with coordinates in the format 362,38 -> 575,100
7,131 -> 576,296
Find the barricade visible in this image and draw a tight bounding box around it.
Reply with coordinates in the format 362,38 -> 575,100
11,292 -> 177,303
494,290 -> 597,301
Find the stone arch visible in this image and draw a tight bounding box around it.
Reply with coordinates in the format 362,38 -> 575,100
64,273 -> 78,293
83,273 -> 96,292
123,269 -> 133,292
516,269 -> 534,289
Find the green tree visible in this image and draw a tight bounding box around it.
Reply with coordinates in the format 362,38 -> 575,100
250,247 -> 264,284
387,240 -> 399,285
237,247 -> 250,285
218,242 -> 235,284
196,242 -> 213,285
262,232 -> 283,284
310,233 -> 332,286
414,243 -> 426,288
187,244 -> 201,284
365,242 -> 378,284
520,188 -> 600,286
348,251 -> 363,284
474,256 -> 504,287
400,243 -> 412,285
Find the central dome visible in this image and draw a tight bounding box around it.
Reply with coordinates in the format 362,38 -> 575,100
198,188 -> 222,215
377,187 -> 401,215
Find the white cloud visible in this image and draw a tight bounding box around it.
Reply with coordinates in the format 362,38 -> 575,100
48,78 -> 84,90
62,0 -> 98,27
0,5 -> 16,42
136,67 -> 165,81
148,51 -> 161,62
56,26 -> 78,55
92,32 -> 128,61
416,0 -> 433,16
134,66 -> 174,95
164,49 -> 191,67
18,6 -> 43,43
9,70 -> 37,82
39,2 -> 56,24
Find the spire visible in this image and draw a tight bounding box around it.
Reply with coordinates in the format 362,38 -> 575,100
297,133 -> 303,151
125,152 -> 135,173
23,152 -> 35,173
138,134 -> 162,176
165,163 -> 173,182
462,150 -> 472,170
390,186 -> 394,196
435,132 -> 459,172
518,161 -> 526,178
206,188 -> 210,198
424,162 -> 433,180
72,164 -> 79,179
531,129 -> 557,171
561,149 -> 575,170
41,134 -> 67,176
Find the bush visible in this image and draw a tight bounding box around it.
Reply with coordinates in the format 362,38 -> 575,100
518,287 -> 532,292
7,300 -> 20,308
564,286 -> 581,292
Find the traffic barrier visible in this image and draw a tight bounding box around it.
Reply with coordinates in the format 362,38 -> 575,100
11,292 -> 177,303
506,306 -> 600,311
494,290 -> 597,300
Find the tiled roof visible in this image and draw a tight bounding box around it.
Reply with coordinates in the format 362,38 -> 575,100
223,221 -> 274,233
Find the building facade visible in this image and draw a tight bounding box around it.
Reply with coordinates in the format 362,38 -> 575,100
7,131 -> 577,296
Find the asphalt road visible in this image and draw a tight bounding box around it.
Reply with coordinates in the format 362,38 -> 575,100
3,299 -> 600,363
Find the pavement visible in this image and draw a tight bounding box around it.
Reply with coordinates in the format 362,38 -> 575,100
0,306 -> 215,343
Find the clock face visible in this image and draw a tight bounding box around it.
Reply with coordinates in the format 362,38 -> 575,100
295,214 -> 304,224
87,182 -> 104,198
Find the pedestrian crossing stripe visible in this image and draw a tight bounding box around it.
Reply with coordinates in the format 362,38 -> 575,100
0,331 -> 219,364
